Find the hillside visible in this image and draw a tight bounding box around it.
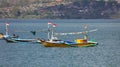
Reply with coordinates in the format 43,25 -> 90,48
0,0 -> 120,19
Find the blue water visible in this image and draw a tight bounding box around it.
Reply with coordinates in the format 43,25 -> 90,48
0,19 -> 120,67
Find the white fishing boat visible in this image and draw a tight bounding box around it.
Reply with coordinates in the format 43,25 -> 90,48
0,22 -> 40,43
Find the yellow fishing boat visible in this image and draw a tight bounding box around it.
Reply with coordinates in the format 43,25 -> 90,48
40,22 -> 98,47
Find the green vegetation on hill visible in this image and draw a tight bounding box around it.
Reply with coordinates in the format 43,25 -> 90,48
0,0 -> 120,19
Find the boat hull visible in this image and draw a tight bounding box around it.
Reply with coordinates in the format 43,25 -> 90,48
40,40 -> 98,47
4,37 -> 40,43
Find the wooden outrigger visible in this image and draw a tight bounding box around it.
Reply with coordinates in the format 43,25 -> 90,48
40,22 -> 98,47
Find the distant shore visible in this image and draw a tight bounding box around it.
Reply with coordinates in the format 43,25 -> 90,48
0,0 -> 120,19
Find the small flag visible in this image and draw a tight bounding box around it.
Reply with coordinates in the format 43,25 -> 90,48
52,24 -> 57,27
6,22 -> 9,26
48,21 -> 52,25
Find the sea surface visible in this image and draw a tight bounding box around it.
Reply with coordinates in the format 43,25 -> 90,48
0,19 -> 120,67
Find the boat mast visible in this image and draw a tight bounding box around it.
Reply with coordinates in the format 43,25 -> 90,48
51,24 -> 56,41
48,23 -> 50,40
48,22 -> 52,40
83,25 -> 88,40
51,27 -> 54,41
5,22 -> 9,36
